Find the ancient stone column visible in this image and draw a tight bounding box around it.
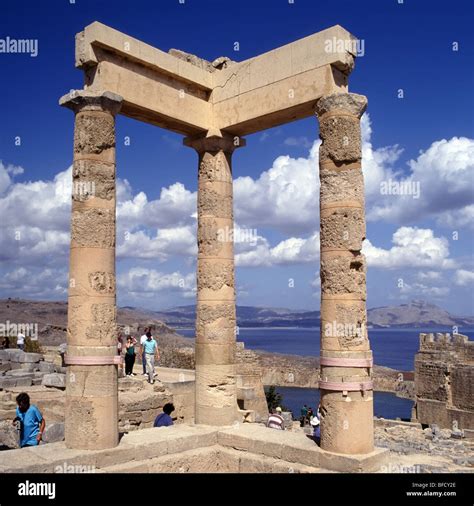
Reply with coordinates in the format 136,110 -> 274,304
184,134 -> 244,425
315,92 -> 374,454
60,90 -> 122,450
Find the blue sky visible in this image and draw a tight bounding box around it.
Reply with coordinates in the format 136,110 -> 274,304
0,0 -> 473,314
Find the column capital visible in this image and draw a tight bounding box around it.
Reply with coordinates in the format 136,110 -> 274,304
315,92 -> 367,119
59,89 -> 123,115
184,132 -> 246,154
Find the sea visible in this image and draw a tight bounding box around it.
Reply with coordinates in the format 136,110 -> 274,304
176,327 -> 474,420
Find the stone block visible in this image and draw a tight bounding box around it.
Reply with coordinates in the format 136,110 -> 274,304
0,363 -> 11,373
42,373 -> 66,388
8,371 -> 35,379
43,423 -> 65,443
39,362 -> 56,374
18,353 -> 43,363
2,349 -> 23,362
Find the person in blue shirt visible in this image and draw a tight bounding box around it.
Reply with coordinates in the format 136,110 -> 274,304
143,331 -> 160,384
154,403 -> 175,427
12,392 -> 45,448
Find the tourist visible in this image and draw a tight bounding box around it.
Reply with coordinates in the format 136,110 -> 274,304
310,403 -> 321,442
300,403 -> 308,427
143,331 -> 160,384
125,336 -> 137,376
12,392 -> 45,448
154,403 -> 175,427
1,335 -> 10,349
117,336 -> 124,374
267,406 -> 285,430
140,327 -> 150,376
16,331 -> 25,351
307,406 -> 314,425
311,413 -> 321,444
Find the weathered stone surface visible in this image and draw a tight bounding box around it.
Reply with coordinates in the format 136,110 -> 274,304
197,261 -> 234,291
39,361 -> 56,374
198,153 -> 232,183
18,352 -> 43,364
72,159 -> 115,201
315,92 -> 367,118
0,350 -> 22,362
84,303 -> 117,342
42,373 -> 66,388
43,423 -> 65,443
74,112 -> 115,154
318,115 -> 362,163
320,208 -> 365,250
321,254 -> 366,296
197,219 -> 223,256
198,187 -> 233,219
320,167 -> 364,205
71,208 -> 115,248
88,271 -> 115,294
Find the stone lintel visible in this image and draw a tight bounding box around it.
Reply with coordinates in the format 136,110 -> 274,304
73,22 -> 360,136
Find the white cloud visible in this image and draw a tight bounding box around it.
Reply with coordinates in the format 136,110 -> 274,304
117,268 -> 195,298
417,271 -> 442,281
368,137 -> 474,228
454,269 -> 474,286
283,136 -> 312,148
235,232 -> 319,267
363,227 -> 455,269
399,281 -> 450,298
234,142 -> 320,235
117,225 -> 196,261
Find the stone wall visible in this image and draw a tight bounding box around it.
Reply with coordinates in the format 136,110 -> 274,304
414,333 -> 474,430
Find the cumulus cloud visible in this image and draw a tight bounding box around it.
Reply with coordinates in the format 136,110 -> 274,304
368,137 -> 474,228
454,269 -> 474,286
0,266 -> 68,298
363,227 -> 455,269
117,268 -> 195,298
235,232 -> 319,267
399,281 -> 450,298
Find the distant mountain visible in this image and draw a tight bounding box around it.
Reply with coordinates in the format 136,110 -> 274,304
1,299 -> 472,337
156,300 -> 474,329
0,299 -> 179,345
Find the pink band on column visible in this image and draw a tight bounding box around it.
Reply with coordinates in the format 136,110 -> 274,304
320,357 -> 373,367
319,380 -> 373,392
65,355 -> 122,365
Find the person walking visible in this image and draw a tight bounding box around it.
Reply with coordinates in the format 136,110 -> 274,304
124,336 -> 137,376
16,332 -> 25,351
12,392 -> 45,448
143,331 -> 160,384
154,403 -> 175,427
140,327 -> 149,376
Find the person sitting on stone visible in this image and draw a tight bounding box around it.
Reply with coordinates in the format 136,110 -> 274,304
154,403 -> 175,427
267,406 -> 285,430
12,392 -> 45,448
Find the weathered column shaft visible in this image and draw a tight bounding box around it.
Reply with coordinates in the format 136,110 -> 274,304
185,134 -> 243,426
315,93 -> 374,454
60,91 -> 122,450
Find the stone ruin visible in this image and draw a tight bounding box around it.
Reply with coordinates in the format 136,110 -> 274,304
414,333 -> 474,431
0,21 -> 389,473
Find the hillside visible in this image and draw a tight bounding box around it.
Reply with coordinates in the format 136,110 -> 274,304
155,300 -> 474,329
